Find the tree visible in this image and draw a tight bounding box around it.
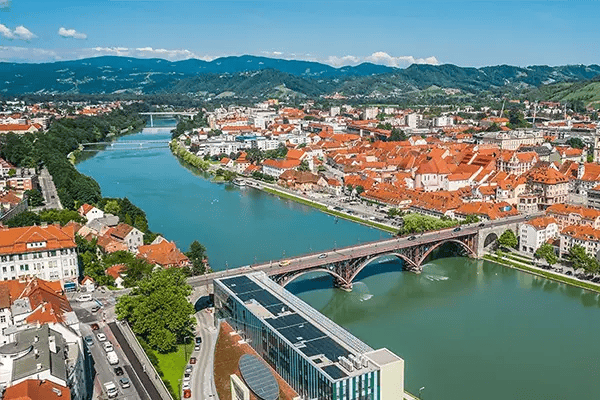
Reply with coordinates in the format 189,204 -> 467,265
355,185 -> 365,195
297,160 -> 310,172
104,199 -> 121,215
568,245 -> 589,271
186,240 -> 207,276
389,128 -> 407,142
535,243 -> 557,267
498,229 -> 518,249
116,268 -> 195,353
25,189 -> 44,207
462,214 -> 480,224
567,137 -> 585,149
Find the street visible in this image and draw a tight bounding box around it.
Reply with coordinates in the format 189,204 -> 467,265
37,166 -> 63,210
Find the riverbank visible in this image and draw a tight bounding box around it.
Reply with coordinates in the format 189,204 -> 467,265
168,141 -> 398,234
483,253 -> 600,293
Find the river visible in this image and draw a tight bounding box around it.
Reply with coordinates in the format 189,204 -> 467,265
77,124 -> 600,399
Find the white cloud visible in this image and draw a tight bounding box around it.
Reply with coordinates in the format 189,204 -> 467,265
58,27 -> 87,39
0,24 -> 36,40
323,52 -> 439,68
326,55 -> 361,67
134,47 -> 200,60
13,26 -> 36,40
0,0 -> 10,8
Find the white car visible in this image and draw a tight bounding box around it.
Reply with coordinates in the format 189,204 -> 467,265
182,381 -> 191,390
78,294 -> 93,302
103,341 -> 114,352
104,382 -> 118,399
97,333 -> 107,342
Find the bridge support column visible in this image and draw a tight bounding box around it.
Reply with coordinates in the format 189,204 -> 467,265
333,277 -> 353,292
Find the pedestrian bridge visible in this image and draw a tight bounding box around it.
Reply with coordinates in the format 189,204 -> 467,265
80,140 -> 170,151
188,214 -> 532,292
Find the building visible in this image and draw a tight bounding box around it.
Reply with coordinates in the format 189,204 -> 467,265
137,237 -> 190,268
559,225 -> 600,260
479,130 -> 544,150
214,272 -> 405,400
546,204 -> 600,230
3,379 -> 70,400
78,203 -> 105,222
0,225 -> 78,283
105,223 -> 143,253
261,159 -> 301,178
587,184 -> 600,210
525,167 -> 569,209
519,216 -> 559,254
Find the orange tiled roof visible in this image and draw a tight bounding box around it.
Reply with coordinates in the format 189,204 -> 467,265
561,224 -> 600,242
547,203 -> 600,219
137,240 -> 190,268
0,225 -> 76,256
106,264 -> 126,279
3,379 -> 70,400
525,216 -> 558,230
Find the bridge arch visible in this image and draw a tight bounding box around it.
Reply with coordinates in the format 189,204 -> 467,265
347,252 -> 418,283
483,232 -> 499,249
279,267 -> 346,288
418,239 -> 477,266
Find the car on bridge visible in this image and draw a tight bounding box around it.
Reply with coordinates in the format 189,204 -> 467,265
279,260 -> 291,267
318,253 -> 328,259
407,236 -> 417,241
453,227 -> 462,232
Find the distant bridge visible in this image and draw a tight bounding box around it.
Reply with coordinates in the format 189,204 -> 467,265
80,140 -> 170,151
139,112 -> 197,127
188,214 -> 533,293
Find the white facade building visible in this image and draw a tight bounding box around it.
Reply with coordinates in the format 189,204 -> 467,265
519,216 -> 559,254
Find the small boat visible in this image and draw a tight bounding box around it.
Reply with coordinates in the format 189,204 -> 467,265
232,178 -> 246,187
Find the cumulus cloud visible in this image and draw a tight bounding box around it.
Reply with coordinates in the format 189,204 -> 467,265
0,24 -> 36,40
324,52 -> 439,68
58,27 -> 87,39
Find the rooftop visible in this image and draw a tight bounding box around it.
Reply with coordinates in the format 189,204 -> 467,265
216,272 -> 378,382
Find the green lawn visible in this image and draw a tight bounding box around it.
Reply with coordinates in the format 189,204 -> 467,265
154,342 -> 194,400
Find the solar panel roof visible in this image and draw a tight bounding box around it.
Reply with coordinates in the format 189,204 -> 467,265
237,289 -> 283,308
277,322 -> 325,343
322,364 -> 348,380
300,337 -> 350,362
221,275 -> 262,295
239,354 -> 279,400
265,313 -> 306,329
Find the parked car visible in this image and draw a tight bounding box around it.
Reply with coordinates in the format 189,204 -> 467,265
84,336 -> 94,346
91,305 -> 101,313
97,333 -> 107,342
183,389 -> 192,399
318,253 -> 327,259
478,223 -> 485,227
279,260 -> 290,267
119,377 -> 130,388
114,366 -> 124,376
78,294 -> 93,302
90,323 -> 100,331
194,336 -> 202,350
189,357 -> 197,364
182,382 -> 191,390
407,236 -> 417,241
183,372 -> 191,382
185,365 -> 193,374
104,342 -> 114,353
104,382 -> 118,399
453,227 -> 462,232
107,351 -> 119,365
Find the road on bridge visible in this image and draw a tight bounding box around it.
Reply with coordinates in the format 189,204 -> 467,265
187,213 -> 537,289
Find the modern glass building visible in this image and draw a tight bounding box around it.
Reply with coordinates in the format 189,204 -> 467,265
214,271 -> 405,400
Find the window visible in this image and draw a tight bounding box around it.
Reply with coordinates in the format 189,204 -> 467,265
0,316 -> 5,323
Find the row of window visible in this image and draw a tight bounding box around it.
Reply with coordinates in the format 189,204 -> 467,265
0,248 -> 75,262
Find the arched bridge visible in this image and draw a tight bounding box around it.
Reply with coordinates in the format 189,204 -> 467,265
188,214 -> 535,293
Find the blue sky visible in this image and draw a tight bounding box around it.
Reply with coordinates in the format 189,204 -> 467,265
0,0 -> 598,67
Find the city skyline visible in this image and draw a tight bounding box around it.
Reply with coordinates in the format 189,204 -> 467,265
0,0 -> 598,67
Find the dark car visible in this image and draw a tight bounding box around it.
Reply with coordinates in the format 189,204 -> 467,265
91,305 -> 101,313
114,366 -> 124,376
195,336 -> 202,345
407,236 -> 417,241
189,357 -> 197,364
478,223 -> 485,227
119,377 -> 130,388
90,323 -> 100,331
453,227 -> 462,232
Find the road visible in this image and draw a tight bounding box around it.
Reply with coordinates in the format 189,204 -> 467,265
74,298 -> 145,400
191,304 -> 218,400
187,213 -> 538,289
37,166 -> 63,210
71,292 -> 163,400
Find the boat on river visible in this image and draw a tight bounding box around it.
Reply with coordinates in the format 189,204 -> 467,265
232,178 -> 246,187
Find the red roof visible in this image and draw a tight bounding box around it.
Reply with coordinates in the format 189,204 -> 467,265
106,264 -> 126,279
3,379 -> 70,400
0,225 -> 76,256
137,240 -> 190,267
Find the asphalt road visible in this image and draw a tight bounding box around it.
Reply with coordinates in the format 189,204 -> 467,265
37,166 -> 63,210
191,306 -> 218,400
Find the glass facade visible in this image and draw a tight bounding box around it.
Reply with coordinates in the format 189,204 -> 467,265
214,274 -> 381,400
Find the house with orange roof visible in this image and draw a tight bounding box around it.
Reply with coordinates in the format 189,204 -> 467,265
137,238 -> 190,269
0,124 -> 40,134
3,379 -> 70,400
559,224 -> 600,260
0,224 -> 78,283
77,203 -> 104,222
570,162 -> 600,196
220,157 -> 234,168
261,159 -> 301,178
454,201 -> 519,221
234,152 -> 251,174
414,156 -> 453,192
496,150 -> 538,175
104,223 -> 143,252
519,216 -> 559,254
524,167 -> 569,209
106,264 -> 127,288
546,203 -> 600,230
